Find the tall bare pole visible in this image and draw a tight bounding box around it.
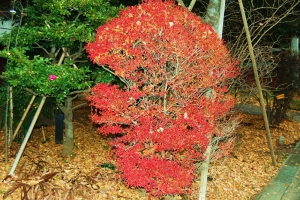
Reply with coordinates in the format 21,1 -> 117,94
238,0 -> 276,166
9,86 -> 13,142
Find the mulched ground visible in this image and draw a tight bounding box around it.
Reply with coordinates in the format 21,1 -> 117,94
1,100 -> 300,199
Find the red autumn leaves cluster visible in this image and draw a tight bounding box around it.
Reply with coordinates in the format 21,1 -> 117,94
86,0 -> 239,196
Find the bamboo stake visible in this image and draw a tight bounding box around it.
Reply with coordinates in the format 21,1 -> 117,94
9,96 -> 47,175
238,0 -> 276,166
42,126 -> 46,142
177,0 -> 186,7
5,86 -> 9,163
9,86 -> 13,142
12,95 -> 36,141
188,0 -> 197,11
5,0 -> 17,164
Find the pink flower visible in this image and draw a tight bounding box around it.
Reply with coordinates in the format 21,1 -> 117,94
48,74 -> 57,81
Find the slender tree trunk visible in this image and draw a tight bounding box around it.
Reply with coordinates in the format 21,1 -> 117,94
199,1 -> 226,199
60,96 -> 74,156
199,142 -> 212,200
177,1 -> 225,199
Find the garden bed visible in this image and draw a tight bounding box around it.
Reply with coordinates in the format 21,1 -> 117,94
0,101 -> 300,199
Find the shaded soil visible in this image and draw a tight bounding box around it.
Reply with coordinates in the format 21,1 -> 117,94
1,100 -> 300,199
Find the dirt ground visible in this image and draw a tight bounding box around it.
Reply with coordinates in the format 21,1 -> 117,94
1,100 -> 300,200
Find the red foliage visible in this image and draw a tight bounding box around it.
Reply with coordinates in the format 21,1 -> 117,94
114,147 -> 196,196
87,84 -> 143,135
86,0 -> 239,197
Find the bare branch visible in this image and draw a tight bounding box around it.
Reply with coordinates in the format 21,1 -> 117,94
34,43 -> 50,55
68,89 -> 91,96
72,102 -> 88,111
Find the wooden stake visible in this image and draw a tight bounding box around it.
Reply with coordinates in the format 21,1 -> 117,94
9,86 -> 13,142
9,96 -> 47,175
238,0 -> 276,166
12,95 -> 36,141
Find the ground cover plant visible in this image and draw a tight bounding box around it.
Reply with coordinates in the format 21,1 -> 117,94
86,0 -> 239,197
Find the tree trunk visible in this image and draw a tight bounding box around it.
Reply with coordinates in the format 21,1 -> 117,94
291,36 -> 299,57
204,0 -> 221,32
198,1 -> 225,199
198,142 -> 212,200
60,96 -> 74,156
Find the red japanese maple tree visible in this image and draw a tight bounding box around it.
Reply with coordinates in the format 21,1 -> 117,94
86,0 -> 239,196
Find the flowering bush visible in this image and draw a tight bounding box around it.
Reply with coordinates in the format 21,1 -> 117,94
0,0 -> 121,104
86,0 -> 239,196
48,75 -> 57,81
0,48 -> 90,103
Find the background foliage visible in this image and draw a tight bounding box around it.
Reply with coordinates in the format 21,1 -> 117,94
0,0 -> 122,103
